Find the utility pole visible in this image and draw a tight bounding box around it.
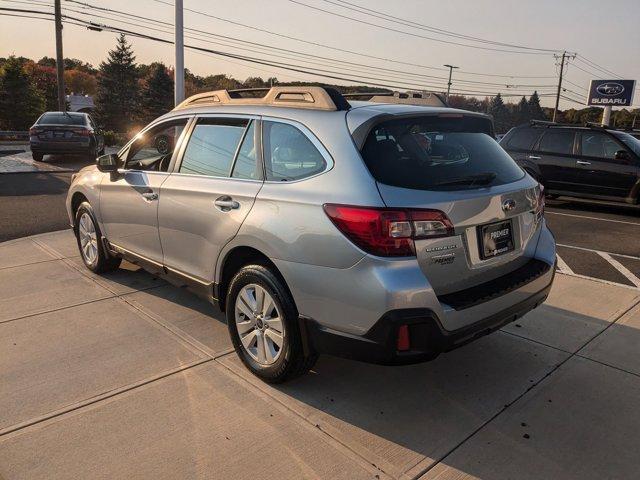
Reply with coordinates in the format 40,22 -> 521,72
174,0 -> 185,105
54,0 -> 66,111
443,64 -> 458,101
552,51 -> 575,122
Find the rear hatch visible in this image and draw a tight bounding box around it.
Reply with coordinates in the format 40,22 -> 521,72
357,112 -> 543,295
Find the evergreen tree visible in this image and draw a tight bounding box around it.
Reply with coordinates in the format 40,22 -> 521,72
487,93 -> 509,133
527,91 -> 546,120
94,34 -> 139,132
0,56 -> 45,130
516,96 -> 530,125
140,63 -> 173,123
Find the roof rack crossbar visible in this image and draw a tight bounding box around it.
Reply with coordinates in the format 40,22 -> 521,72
174,86 -> 350,111
343,90 -> 447,107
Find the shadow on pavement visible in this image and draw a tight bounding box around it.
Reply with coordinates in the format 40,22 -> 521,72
0,172 -> 70,196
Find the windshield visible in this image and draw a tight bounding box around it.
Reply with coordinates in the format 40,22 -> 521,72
361,115 -> 525,190
612,131 -> 640,156
37,113 -> 86,126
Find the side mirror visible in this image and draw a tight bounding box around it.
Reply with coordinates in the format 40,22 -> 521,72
96,153 -> 118,172
614,150 -> 631,161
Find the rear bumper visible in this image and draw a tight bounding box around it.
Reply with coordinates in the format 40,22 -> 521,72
30,139 -> 93,154
303,272 -> 553,365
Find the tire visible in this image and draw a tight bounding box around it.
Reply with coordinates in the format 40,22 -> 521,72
226,265 -> 317,383
74,202 -> 121,273
32,152 -> 44,161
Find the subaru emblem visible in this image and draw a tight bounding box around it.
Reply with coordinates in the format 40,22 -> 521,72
596,83 -> 624,96
502,199 -> 516,212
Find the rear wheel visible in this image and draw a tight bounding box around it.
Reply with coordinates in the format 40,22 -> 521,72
226,265 -> 317,383
32,152 -> 44,161
75,202 -> 121,273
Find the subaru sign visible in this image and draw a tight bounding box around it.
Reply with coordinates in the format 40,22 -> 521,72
587,79 -> 635,106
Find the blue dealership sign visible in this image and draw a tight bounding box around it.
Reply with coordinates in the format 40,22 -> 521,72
587,80 -> 636,106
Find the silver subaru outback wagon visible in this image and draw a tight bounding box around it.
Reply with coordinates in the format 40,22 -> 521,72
66,87 -> 556,383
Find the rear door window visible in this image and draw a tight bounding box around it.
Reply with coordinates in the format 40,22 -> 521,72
180,118 -> 248,177
538,130 -> 575,155
506,127 -> 541,150
581,132 -> 622,159
262,121 -> 327,181
360,115 -> 524,190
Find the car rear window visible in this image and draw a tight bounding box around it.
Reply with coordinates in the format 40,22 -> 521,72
360,115 -> 524,190
505,127 -> 541,150
37,113 -> 86,126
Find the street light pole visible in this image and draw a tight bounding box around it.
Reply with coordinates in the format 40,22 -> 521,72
54,0 -> 66,111
443,64 -> 458,102
174,0 -> 184,105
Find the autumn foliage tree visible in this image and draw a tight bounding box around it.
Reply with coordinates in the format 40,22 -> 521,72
0,56 -> 45,129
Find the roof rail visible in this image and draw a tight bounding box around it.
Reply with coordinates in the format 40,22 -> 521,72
584,121 -> 610,130
529,120 -> 558,127
344,90 -> 448,107
173,86 -> 350,111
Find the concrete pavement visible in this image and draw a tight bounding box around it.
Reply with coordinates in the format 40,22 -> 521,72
1,230 -> 640,479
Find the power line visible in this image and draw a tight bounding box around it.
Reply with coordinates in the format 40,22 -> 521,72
287,0 -> 555,55
0,5 -> 586,108
143,0 -> 557,80
320,0 -> 562,53
57,0 -> 559,90
575,55 -> 621,78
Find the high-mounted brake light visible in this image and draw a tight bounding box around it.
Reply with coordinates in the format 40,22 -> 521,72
323,204 -> 454,257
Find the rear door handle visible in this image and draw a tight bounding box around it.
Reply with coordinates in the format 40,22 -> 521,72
214,196 -> 240,211
142,192 -> 158,201
528,155 -> 541,160
576,160 -> 591,166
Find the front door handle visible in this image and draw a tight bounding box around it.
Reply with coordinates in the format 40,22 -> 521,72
142,192 -> 158,201
528,155 -> 541,160
576,160 -> 591,166
214,196 -> 240,211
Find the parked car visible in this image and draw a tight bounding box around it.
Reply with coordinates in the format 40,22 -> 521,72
29,111 -> 104,161
66,87 -> 555,383
500,121 -> 640,204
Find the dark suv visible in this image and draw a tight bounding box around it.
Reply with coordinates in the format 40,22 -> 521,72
500,121 -> 640,204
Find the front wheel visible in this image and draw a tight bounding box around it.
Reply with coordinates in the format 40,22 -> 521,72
32,152 -> 44,161
75,202 -> 121,273
226,265 -> 317,383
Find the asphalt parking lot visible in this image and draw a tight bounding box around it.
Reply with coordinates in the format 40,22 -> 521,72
2,147 -> 640,479
546,198 -> 640,288
1,230 -> 640,479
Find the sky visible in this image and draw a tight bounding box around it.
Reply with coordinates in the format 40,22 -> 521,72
1,0 -> 639,109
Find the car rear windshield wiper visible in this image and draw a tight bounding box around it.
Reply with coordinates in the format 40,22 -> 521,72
434,172 -> 497,187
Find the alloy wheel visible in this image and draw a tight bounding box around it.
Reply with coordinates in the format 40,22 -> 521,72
78,212 -> 99,265
234,284 -> 285,365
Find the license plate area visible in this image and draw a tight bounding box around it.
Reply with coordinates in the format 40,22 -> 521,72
478,220 -> 514,260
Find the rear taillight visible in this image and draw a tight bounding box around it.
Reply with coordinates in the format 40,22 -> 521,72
323,204 -> 454,257
29,127 -> 42,136
74,128 -> 92,136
